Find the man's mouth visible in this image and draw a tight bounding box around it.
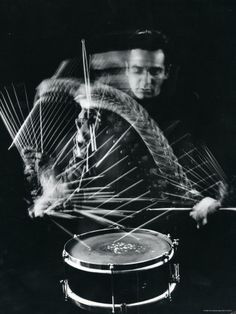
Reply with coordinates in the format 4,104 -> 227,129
138,88 -> 153,94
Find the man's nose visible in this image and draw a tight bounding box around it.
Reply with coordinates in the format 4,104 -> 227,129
141,70 -> 152,85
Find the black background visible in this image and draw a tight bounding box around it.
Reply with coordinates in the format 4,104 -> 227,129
0,1 -> 236,313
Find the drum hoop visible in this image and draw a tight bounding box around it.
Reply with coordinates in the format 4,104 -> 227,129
63,228 -> 174,272
64,248 -> 174,274
65,281 -> 176,310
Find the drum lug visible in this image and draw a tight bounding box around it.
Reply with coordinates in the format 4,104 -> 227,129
162,252 -> 170,263
166,283 -> 172,301
62,250 -> 69,259
110,264 -> 116,314
120,303 -> 127,313
60,279 -> 68,301
172,239 -> 179,251
172,263 -> 180,283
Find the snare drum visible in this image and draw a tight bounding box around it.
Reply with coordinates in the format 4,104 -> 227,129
62,228 -> 179,313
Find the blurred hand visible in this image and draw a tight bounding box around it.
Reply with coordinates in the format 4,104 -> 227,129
190,197 -> 221,228
22,147 -> 43,175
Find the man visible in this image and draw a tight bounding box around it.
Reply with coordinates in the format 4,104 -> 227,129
22,29 -> 223,228
124,30 -> 223,227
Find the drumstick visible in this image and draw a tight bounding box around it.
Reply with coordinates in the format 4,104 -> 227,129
147,207 -> 236,211
77,210 -> 125,229
50,218 -> 91,250
113,206 -> 236,243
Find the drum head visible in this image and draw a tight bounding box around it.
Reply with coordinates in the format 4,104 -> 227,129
64,228 -> 173,271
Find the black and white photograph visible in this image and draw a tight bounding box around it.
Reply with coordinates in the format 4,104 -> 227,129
0,1 -> 235,313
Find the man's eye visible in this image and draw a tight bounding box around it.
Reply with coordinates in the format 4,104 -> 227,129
150,67 -> 164,76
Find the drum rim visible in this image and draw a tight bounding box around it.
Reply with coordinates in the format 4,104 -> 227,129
63,228 -> 174,272
64,280 -> 176,311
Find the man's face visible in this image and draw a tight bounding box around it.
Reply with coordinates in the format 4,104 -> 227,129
126,49 -> 168,100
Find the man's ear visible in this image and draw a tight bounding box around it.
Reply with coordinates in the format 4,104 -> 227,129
164,64 -> 172,79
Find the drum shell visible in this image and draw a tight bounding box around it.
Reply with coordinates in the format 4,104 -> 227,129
65,261 -> 172,304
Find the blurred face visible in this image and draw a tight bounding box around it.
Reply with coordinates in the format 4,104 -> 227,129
126,49 -> 168,99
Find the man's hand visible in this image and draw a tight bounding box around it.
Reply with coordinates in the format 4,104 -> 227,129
190,197 -> 221,228
22,147 -> 43,176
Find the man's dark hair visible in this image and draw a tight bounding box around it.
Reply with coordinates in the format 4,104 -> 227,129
129,29 -> 171,67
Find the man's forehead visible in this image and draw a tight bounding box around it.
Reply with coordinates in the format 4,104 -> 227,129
128,49 -> 165,67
